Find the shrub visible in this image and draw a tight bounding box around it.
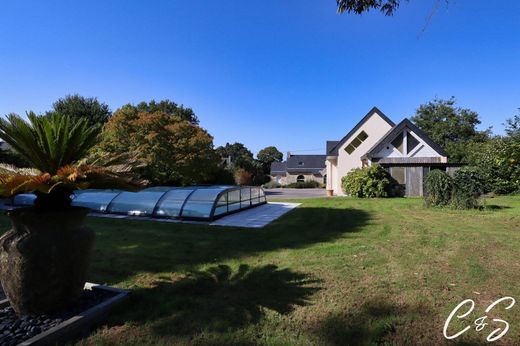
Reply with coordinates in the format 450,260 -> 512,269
424,170 -> 453,207
451,167 -> 487,209
286,180 -> 320,189
341,165 -> 393,198
234,168 -> 253,186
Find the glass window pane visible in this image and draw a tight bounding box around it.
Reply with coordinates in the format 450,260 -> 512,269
180,188 -> 223,219
358,131 -> 368,141
391,133 -> 404,153
155,189 -> 195,217
228,189 -> 240,204
107,191 -> 165,216
407,133 -> 420,153
13,194 -> 36,206
214,205 -> 228,216
240,188 -> 251,201
391,167 -> 406,185
71,192 -> 120,212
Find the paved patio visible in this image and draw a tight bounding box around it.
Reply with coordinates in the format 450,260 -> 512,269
210,202 -> 300,228
264,188 -> 326,200
89,202 -> 300,229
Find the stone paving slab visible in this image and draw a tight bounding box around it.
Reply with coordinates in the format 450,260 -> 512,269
210,202 -> 300,228
88,202 -> 300,229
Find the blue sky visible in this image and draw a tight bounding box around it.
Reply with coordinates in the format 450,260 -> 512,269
0,1 -> 519,157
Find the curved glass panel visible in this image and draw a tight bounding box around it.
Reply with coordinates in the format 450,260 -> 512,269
10,186 -> 267,220
142,186 -> 173,192
107,191 -> 166,216
13,194 -> 36,206
154,188 -> 195,217
180,188 -> 224,219
71,192 -> 121,212
214,193 -> 228,216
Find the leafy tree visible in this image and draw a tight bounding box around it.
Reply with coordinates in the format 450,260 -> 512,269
121,100 -> 199,125
47,94 -> 111,127
97,107 -> 218,185
411,97 -> 490,162
216,142 -> 254,163
336,0 -> 448,16
505,109 -> 520,138
337,0 -> 403,15
257,146 -> 283,174
466,137 -> 520,194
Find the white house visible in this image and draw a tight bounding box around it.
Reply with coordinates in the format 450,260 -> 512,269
326,107 -> 460,197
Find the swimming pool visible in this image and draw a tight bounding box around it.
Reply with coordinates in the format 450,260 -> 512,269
9,186 -> 267,221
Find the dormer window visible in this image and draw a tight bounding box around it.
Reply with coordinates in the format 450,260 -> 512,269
345,131 -> 369,155
298,161 -> 304,166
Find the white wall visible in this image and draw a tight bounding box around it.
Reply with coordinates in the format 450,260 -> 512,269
331,112 -> 394,195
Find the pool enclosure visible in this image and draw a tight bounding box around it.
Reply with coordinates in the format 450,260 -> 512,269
12,186 -> 267,221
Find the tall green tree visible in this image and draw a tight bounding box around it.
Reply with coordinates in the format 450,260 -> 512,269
411,97 -> 490,162
96,107 -> 218,185
216,142 -> 254,163
121,100 -> 199,125
48,94 -> 111,127
257,146 -> 283,174
336,0 -> 448,15
505,109 -> 520,138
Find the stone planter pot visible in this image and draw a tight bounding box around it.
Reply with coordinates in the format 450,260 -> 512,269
326,189 -> 334,197
0,207 -> 95,315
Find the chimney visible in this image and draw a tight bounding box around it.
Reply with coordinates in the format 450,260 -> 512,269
286,151 -> 292,159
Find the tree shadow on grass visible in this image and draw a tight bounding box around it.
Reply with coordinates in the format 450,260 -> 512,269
312,299 -> 487,346
88,206 -> 371,284
113,264 -> 321,337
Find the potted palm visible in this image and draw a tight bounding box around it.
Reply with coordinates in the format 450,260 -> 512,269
0,112 -> 136,315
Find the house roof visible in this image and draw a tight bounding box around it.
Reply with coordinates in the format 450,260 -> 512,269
362,118 -> 448,159
270,161 -> 287,173
326,107 -> 395,156
270,155 -> 326,175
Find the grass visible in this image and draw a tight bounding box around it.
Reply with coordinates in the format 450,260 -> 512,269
2,196 -> 520,345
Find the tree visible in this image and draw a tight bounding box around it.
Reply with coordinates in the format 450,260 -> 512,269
216,142 -> 254,163
411,97 -> 490,162
97,107 -> 218,185
48,94 -> 111,127
257,146 -> 283,174
121,99 -> 199,125
337,0 -> 403,15
505,109 -> 520,138
336,0 -> 448,16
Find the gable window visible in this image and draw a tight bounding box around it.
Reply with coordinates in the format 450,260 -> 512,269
345,131 -> 369,155
391,133 -> 404,153
296,175 -> 305,183
407,133 -> 420,154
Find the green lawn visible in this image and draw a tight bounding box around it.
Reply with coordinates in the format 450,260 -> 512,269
3,196 -> 520,345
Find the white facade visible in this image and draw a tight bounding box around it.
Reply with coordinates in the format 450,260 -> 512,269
326,108 -> 448,196
326,109 -> 394,195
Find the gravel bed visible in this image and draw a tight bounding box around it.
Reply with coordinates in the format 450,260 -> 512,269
0,289 -> 115,346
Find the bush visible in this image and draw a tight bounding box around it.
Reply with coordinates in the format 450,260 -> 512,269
451,167 -> 487,209
234,168 -> 253,186
341,165 -> 393,198
286,180 -> 320,189
262,181 -> 281,189
424,170 -> 453,207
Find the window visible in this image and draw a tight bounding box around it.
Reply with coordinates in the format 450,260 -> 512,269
391,133 -> 404,153
407,133 -> 420,153
390,167 -> 405,185
345,131 -> 369,155
298,161 -> 304,166
297,175 -> 305,183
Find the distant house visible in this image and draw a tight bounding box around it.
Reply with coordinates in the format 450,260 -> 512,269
326,107 -> 461,196
270,153 -> 326,185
